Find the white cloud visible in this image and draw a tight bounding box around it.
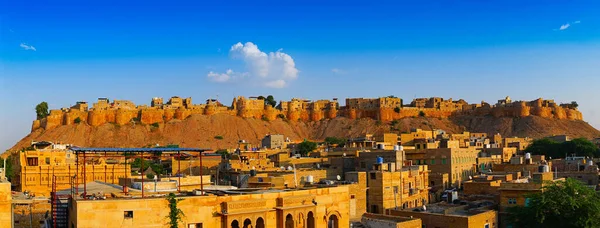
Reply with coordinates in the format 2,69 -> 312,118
207,71 -> 232,82
331,68 -> 343,74
265,79 -> 286,88
20,43 -> 36,51
557,21 -> 581,31
206,69 -> 247,82
207,42 -> 299,88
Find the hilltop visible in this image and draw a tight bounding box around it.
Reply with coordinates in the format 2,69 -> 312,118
7,113 -> 599,153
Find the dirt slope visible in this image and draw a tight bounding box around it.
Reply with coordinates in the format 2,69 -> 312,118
6,114 -> 600,152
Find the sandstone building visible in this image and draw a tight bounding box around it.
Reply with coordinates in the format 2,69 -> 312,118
31,96 -> 583,132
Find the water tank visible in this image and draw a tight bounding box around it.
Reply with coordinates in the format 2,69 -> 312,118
525,153 -> 531,160
588,160 -> 594,166
306,175 -> 314,184
377,144 -> 385,150
287,166 -> 293,171
250,170 -> 257,177
393,145 -> 400,151
538,165 -> 550,173
376,156 -> 384,164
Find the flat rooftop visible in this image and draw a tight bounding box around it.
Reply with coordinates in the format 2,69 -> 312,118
401,200 -> 495,216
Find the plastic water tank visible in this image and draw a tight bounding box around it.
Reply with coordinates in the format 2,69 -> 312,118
538,165 -> 550,173
588,160 -> 594,166
306,175 -> 314,184
377,144 -> 385,150
393,145 -> 400,151
376,156 -> 384,164
525,153 -> 531,160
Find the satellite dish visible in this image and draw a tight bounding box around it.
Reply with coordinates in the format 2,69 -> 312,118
336,175 -> 341,181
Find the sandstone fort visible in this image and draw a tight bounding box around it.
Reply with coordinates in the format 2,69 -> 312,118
32,95 -> 583,132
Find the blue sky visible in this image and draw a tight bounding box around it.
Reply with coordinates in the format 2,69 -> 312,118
1,0 -> 599,151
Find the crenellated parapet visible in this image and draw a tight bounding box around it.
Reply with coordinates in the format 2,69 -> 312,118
30,95 -> 584,132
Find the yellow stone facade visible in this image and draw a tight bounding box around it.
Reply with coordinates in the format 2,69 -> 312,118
32,96 -> 582,131
13,148 -> 130,197
69,185 -> 352,228
0,181 -> 12,227
367,163 -> 430,214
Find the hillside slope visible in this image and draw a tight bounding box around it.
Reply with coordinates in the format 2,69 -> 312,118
6,114 -> 600,152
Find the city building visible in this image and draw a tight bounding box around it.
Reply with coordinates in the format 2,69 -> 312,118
360,213 -> 422,228
11,141 -> 130,196
68,185 -> 352,228
261,134 -> 286,149
366,162 -> 430,214
404,147 -> 479,187
388,200 -> 498,228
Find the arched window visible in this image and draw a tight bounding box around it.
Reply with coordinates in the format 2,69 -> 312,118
328,214 -> 338,228
243,218 -> 252,228
307,212 -> 315,228
231,220 -> 240,228
285,214 -> 294,228
256,217 -> 265,228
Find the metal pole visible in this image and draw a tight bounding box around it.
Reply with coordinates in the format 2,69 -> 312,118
178,151 -> 181,193
200,151 -> 204,194
83,151 -> 86,197
125,152 -> 128,192
141,151 -> 144,198
75,151 -> 78,196
29,203 -> 32,228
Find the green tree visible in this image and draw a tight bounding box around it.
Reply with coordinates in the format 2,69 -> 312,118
524,138 -> 560,158
571,101 -> 579,108
0,155 -> 14,181
324,137 -> 346,147
165,193 -> 185,228
35,102 -> 50,120
74,117 -> 82,124
418,111 -> 426,117
507,178 -> 600,228
265,95 -> 277,107
215,149 -> 230,159
394,107 -> 400,113
525,138 -> 599,159
297,140 -> 317,156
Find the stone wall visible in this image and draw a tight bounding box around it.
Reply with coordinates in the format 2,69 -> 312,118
31,96 -> 584,132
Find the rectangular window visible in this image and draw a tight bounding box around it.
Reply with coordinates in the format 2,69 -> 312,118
124,211 -> 133,219
45,157 -> 50,165
371,205 -> 379,214
442,159 -> 446,164
370,173 -> 376,180
484,224 -> 490,228
27,157 -> 38,166
430,159 -> 435,165
525,198 -> 531,207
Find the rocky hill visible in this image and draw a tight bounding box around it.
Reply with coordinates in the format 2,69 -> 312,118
6,114 -> 600,153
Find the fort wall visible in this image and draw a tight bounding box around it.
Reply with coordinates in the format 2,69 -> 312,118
32,96 -> 584,131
